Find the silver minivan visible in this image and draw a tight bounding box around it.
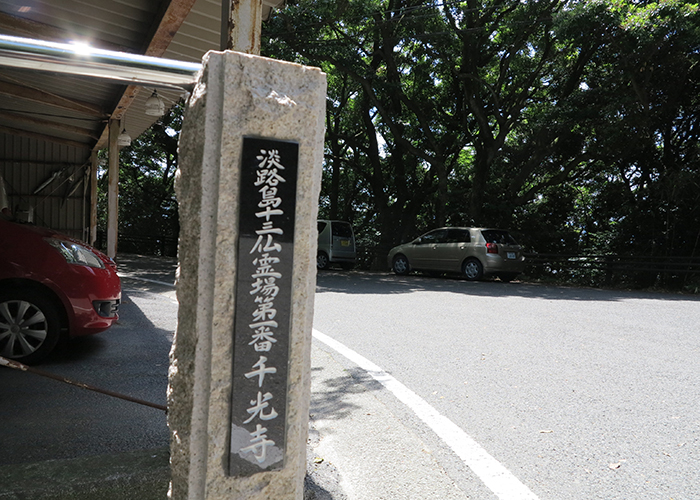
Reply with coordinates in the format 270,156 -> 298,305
387,227 -> 525,281
317,220 -> 356,270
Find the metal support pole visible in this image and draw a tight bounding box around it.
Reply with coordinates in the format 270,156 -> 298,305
0,34 -> 200,90
222,0 -> 263,54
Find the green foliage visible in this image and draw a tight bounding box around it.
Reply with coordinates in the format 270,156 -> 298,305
264,0 -> 700,289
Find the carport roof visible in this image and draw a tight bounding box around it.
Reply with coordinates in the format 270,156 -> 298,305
0,0 -> 283,159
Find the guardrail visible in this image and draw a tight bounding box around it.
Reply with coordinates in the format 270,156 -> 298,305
119,234 -> 178,257
523,252 -> 700,289
524,253 -> 700,274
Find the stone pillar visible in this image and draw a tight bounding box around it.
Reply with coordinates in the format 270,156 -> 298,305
169,51 -> 326,500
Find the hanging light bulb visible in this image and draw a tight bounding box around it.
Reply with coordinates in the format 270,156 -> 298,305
145,89 -> 165,116
117,127 -> 131,146
117,115 -> 131,146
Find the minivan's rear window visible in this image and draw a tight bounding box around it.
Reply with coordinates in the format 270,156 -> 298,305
481,230 -> 517,245
331,222 -> 353,238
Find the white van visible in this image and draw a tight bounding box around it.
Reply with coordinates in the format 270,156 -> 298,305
317,220 -> 356,270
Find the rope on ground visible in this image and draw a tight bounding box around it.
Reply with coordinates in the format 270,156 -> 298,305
0,356 -> 167,412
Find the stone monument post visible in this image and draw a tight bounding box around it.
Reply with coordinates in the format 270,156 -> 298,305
169,50 -> 326,500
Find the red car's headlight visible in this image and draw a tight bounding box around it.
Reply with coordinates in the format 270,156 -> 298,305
45,238 -> 106,269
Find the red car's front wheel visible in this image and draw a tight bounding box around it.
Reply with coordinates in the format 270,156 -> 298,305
0,290 -> 61,364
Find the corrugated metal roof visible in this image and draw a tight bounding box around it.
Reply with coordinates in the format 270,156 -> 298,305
0,0 -> 285,246
0,0 -> 286,161
0,0 -> 178,155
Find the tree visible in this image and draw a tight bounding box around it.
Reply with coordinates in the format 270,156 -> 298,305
443,0 -> 565,223
265,0 -> 700,288
264,0 -> 580,265
266,1 -> 480,266
508,1 -> 700,258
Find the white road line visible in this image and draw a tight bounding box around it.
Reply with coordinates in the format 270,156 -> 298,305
312,328 -> 540,500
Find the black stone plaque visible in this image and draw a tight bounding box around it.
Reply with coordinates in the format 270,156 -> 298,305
229,137 -> 299,477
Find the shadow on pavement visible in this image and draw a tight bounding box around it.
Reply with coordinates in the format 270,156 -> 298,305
316,269 -> 700,302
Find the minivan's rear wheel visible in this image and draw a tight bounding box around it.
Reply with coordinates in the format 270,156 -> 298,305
463,258 -> 483,281
0,290 -> 61,364
392,255 -> 410,275
317,252 -> 330,270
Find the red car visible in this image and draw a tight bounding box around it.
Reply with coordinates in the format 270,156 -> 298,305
0,212 -> 121,364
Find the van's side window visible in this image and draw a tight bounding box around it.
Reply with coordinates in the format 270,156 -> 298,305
318,221 -> 328,233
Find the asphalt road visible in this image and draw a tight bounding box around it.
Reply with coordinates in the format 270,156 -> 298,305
2,258 -> 698,500
312,271 -> 700,500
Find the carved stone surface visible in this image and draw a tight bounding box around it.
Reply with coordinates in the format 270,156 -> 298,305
170,50 -> 326,500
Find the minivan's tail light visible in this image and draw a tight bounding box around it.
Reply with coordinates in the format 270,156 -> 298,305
486,242 -> 499,254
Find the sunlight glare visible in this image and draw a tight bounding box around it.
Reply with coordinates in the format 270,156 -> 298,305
69,41 -> 94,56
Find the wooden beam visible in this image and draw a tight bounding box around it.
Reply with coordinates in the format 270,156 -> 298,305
0,80 -> 107,118
94,86 -> 137,149
143,0 -> 201,57
0,124 -> 90,150
0,111 -> 99,140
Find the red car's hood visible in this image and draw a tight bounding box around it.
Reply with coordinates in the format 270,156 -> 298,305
10,220 -> 64,239
1,218 -> 114,267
